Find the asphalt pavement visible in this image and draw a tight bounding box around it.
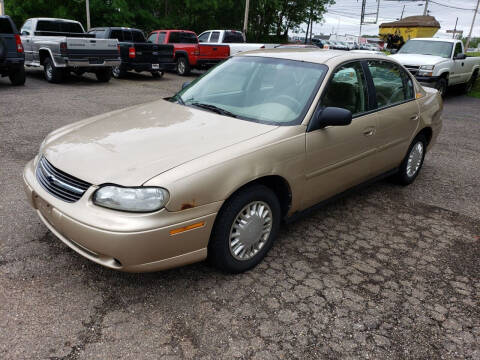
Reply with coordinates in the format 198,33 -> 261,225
0,69 -> 479,359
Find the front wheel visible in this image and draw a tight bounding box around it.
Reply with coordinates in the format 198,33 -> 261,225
435,78 -> 447,97
151,70 -> 164,78
96,68 -> 112,82
9,66 -> 26,86
394,134 -> 427,185
111,65 -> 127,79
208,185 -> 281,273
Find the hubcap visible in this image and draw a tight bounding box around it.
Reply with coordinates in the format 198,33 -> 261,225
406,141 -> 424,177
45,63 -> 52,80
178,60 -> 185,74
229,201 -> 272,261
112,66 -> 120,77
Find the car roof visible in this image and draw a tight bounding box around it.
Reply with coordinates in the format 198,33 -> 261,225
237,48 -> 391,66
91,27 -> 142,31
29,17 -> 81,23
409,38 -> 458,43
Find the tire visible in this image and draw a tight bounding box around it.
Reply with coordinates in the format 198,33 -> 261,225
111,65 -> 127,79
151,70 -> 164,78
43,57 -> 64,83
464,72 -> 478,94
435,78 -> 447,97
208,185 -> 281,273
394,134 -> 427,186
96,68 -> 112,82
9,66 -> 26,86
0,38 -> 6,62
176,56 -> 190,76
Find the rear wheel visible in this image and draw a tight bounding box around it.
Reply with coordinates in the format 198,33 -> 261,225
96,68 -> 112,82
111,65 -> 127,79
43,57 -> 64,83
394,134 -> 427,186
9,66 -> 26,86
464,72 -> 478,94
151,70 -> 164,78
208,185 -> 281,273
176,56 -> 190,76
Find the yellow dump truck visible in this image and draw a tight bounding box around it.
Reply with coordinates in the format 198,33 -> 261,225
379,16 -> 440,49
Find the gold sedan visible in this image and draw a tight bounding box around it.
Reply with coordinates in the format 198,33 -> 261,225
23,49 -> 443,273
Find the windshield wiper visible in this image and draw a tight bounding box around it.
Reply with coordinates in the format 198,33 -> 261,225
190,102 -> 238,118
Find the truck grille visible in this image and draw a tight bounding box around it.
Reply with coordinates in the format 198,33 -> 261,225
405,65 -> 419,76
36,156 -> 91,203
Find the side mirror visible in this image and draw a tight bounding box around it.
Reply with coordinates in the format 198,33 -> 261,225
454,53 -> 466,60
21,30 -> 30,36
390,49 -> 397,54
308,107 -> 352,132
182,81 -> 191,89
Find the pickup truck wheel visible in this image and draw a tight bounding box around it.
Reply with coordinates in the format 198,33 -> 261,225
0,39 -> 6,61
176,57 -> 190,76
43,57 -> 64,83
208,185 -> 281,273
435,78 -> 447,97
96,68 -> 112,82
151,71 -> 164,78
111,65 -> 126,79
8,66 -> 26,86
464,73 -> 478,94
394,134 -> 427,186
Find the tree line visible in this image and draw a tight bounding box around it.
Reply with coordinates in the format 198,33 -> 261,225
5,0 -> 334,42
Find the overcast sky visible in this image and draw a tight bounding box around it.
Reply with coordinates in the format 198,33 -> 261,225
298,0 -> 480,39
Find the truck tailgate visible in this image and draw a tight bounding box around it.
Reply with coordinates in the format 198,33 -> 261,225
198,44 -> 230,61
66,38 -> 119,63
133,43 -> 174,64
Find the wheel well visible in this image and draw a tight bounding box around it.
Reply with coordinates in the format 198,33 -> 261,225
175,53 -> 188,61
39,50 -> 50,66
417,127 -> 433,146
440,72 -> 449,82
227,176 -> 292,218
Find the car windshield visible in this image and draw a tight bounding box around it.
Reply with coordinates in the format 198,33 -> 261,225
172,56 -> 327,125
398,40 -> 453,58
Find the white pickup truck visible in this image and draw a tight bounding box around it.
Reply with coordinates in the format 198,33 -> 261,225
390,38 -> 480,96
197,30 -> 275,55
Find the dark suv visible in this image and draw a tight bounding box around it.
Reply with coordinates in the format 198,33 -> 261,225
0,16 -> 25,85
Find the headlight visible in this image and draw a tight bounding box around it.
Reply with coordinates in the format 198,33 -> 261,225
418,65 -> 435,76
93,186 -> 169,212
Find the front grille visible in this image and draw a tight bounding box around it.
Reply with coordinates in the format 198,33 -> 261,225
36,156 -> 91,203
405,65 -> 419,76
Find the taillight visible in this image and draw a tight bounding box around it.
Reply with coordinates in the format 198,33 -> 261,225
117,45 -> 120,53
129,47 -> 135,58
194,46 -> 200,56
15,34 -> 23,53
60,42 -> 67,55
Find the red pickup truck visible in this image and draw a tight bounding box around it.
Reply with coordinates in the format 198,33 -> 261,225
147,30 -> 230,75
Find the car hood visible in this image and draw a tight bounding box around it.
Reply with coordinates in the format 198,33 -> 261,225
42,100 -> 277,186
390,53 -> 448,66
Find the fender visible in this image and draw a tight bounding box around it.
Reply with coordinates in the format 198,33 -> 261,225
38,47 -> 66,67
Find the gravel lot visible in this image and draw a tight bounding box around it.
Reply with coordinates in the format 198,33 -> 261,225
1,69 -> 479,359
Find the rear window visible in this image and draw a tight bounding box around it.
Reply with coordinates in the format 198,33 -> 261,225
110,30 -> 123,41
0,18 -> 14,34
36,20 -> 84,33
168,31 -> 197,44
223,31 -> 244,43
132,30 -> 145,43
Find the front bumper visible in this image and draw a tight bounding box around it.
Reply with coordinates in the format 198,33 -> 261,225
415,75 -> 441,88
23,158 -> 221,272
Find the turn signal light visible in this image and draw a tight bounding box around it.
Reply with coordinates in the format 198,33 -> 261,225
129,47 -> 136,58
15,34 -> 23,53
169,222 -> 205,236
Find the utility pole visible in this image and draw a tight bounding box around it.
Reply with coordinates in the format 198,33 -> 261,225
243,0 -> 250,35
423,0 -> 429,16
86,0 -> 91,30
453,17 -> 458,39
466,0 -> 480,50
0,0 -> 4,16
400,5 -> 405,20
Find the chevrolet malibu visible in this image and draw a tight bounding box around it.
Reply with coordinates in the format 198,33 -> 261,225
23,50 -> 443,273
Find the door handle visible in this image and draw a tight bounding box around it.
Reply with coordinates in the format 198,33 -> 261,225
410,114 -> 419,121
213,47 -> 218,51
363,127 -> 375,136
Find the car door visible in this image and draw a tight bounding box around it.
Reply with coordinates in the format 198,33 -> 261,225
303,61 -> 378,209
452,42 -> 469,84
366,60 -> 420,175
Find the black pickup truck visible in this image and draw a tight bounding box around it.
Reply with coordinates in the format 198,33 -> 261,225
89,27 -> 175,78
0,16 -> 25,85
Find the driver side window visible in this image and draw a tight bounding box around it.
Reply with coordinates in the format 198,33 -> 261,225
321,61 -> 368,116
